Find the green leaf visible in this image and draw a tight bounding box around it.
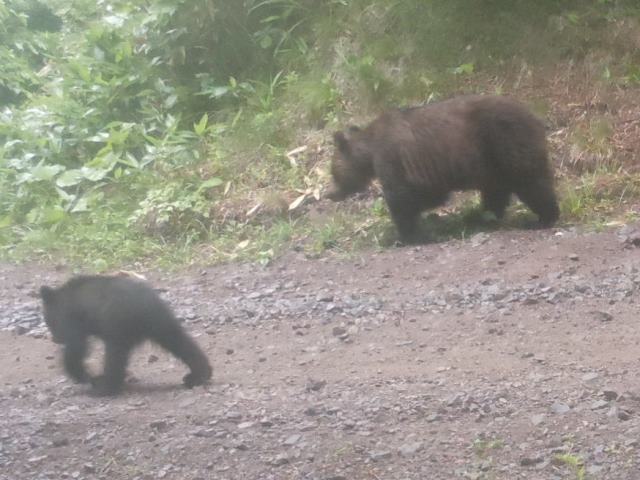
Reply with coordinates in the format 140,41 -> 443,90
56,169 -> 84,187
453,63 -> 474,75
81,166 -> 110,182
42,207 -> 66,224
197,177 -> 223,192
20,164 -> 64,183
86,150 -> 118,172
165,94 -> 178,109
71,197 -> 90,212
210,86 -> 230,98
55,188 -> 75,203
194,113 -> 209,136
259,35 -> 272,49
118,153 -> 140,169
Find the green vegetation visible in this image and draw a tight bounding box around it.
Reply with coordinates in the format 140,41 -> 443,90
1,0 -> 639,268
554,453 -> 587,480
473,436 -> 505,459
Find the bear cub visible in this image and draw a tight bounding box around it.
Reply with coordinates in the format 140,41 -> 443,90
40,275 -> 212,396
327,95 -> 560,243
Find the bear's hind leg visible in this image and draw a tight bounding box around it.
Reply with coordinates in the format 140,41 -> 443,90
154,325 -> 212,388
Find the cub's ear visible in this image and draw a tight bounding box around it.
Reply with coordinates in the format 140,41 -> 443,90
39,286 -> 56,303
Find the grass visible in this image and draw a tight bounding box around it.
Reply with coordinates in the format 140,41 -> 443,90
3,169 -> 639,271
473,437 -> 505,459
554,453 -> 587,480
559,171 -> 640,225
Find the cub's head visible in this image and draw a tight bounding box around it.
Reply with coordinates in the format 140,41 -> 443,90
326,126 -> 375,201
39,285 -> 65,344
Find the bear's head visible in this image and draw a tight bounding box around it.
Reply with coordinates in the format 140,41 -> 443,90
40,285 -> 66,344
326,126 -> 375,201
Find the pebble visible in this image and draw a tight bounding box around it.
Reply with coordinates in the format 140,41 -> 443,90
591,400 -> 609,410
398,442 -> 423,457
551,403 -> 571,415
269,454 -> 290,466
530,414 -> 545,426
283,434 -> 301,446
369,450 -> 392,462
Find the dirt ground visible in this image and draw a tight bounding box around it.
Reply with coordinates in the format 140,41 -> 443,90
1,223 -> 640,480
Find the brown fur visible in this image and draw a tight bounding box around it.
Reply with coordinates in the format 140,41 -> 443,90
327,95 -> 560,242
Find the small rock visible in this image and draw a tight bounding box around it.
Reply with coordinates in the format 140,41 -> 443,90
369,450 -> 392,462
259,418 -> 274,427
568,253 -> 579,261
51,437 -> 69,448
586,465 -> 605,475
225,412 -> 243,422
150,420 -> 168,430
316,293 -> 334,302
551,403 -> 571,415
591,400 -> 609,410
618,225 -> 640,247
283,434 -> 301,446
332,326 -> 347,337
471,232 -> 490,247
530,414 -> 545,426
591,311 -> 613,322
306,379 -> 326,392
426,413 -> 441,423
520,456 -> 544,466
618,409 -> 632,421
398,442 -> 423,457
326,303 -> 342,313
269,454 -> 290,466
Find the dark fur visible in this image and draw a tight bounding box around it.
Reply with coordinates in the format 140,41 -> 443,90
40,275 -> 212,396
327,95 -> 560,243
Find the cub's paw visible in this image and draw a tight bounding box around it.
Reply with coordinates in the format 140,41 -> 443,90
183,370 -> 211,389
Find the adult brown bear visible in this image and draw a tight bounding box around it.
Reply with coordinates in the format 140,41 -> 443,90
327,95 -> 560,243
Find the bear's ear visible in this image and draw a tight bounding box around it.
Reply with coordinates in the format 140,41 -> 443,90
333,131 -> 349,154
347,125 -> 361,135
39,286 -> 56,303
